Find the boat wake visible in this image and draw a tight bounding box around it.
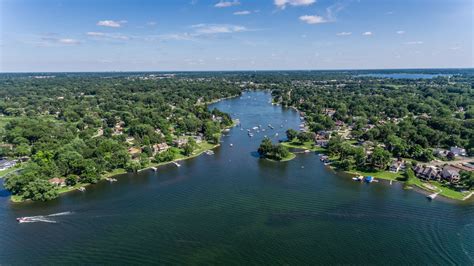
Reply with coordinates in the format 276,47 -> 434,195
17,211 -> 73,224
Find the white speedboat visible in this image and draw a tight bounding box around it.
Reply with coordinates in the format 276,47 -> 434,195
16,217 -> 31,223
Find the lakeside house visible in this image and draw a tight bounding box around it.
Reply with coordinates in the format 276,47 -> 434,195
413,164 -> 471,184
450,146 -> 467,157
48,177 -> 66,187
153,143 -> 169,154
414,165 -> 439,180
316,139 -> 329,148
173,137 -> 189,148
440,166 -> 461,183
128,147 -> 141,158
389,160 -> 405,173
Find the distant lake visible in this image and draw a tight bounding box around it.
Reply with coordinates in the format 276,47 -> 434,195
357,73 -> 451,79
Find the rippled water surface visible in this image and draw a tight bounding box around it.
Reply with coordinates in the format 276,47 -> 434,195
0,91 -> 473,264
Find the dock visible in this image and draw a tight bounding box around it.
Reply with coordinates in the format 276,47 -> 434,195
427,192 -> 440,200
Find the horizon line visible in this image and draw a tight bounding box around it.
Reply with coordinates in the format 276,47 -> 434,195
1,66 -> 473,74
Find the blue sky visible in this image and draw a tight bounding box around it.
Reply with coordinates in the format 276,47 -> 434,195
0,0 -> 472,72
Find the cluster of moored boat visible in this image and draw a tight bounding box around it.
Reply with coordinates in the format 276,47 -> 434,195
246,124 -> 281,137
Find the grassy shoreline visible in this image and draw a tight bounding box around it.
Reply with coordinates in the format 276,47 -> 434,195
281,141 -> 327,152
265,152 -> 296,162
9,118 -> 238,203
282,140 -> 472,201
10,141 -> 221,203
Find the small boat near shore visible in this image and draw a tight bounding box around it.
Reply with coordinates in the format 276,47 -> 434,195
205,150 -> 214,155
78,187 -> 86,192
173,162 -> 181,167
151,167 -> 158,171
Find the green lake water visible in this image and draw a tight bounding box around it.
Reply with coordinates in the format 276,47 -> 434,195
0,91 -> 473,264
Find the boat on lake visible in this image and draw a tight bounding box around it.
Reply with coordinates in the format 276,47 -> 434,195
365,176 -> 374,183
16,217 -> 31,223
173,162 -> 181,167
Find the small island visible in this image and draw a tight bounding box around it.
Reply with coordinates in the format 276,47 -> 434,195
258,138 -> 295,162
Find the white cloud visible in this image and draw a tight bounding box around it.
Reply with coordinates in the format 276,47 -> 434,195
37,35 -> 81,46
156,33 -> 195,41
214,0 -> 240,8
192,24 -> 247,34
396,30 -> 405,34
404,41 -> 423,45
234,10 -> 251,15
86,32 -> 105,37
58,38 -> 80,45
147,21 -> 157,26
336,32 -> 352,36
275,0 -> 316,9
299,15 -> 327,24
86,32 -> 130,40
97,20 -> 127,28
362,31 -> 373,36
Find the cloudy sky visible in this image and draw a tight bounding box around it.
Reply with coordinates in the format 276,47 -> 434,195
0,0 -> 472,72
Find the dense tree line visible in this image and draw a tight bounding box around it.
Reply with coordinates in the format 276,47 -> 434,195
0,75 -> 239,201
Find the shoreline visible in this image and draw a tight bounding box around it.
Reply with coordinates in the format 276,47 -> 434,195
264,152 -> 296,162
9,106 -> 238,203
280,142 -> 473,202
10,141 -> 222,203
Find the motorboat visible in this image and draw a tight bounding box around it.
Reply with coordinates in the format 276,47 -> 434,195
16,217 -> 30,223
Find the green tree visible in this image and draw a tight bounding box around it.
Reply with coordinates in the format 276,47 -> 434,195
22,179 -> 59,201
286,129 -> 298,141
370,147 -> 392,170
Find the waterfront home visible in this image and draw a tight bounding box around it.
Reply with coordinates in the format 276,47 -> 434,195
450,146 -> 467,157
316,139 -> 329,148
194,135 -> 203,143
414,165 -> 439,180
440,166 -> 461,183
48,177 -> 66,187
173,137 -> 189,148
153,143 -> 169,154
389,160 -> 405,173
434,148 -> 449,158
128,147 -> 141,158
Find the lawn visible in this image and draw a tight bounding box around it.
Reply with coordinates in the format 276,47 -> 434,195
281,141 -> 326,152
0,166 -> 21,178
346,169 -> 403,181
266,152 -> 296,162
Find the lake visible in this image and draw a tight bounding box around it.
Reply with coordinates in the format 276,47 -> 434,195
357,73 -> 452,79
0,91 -> 473,264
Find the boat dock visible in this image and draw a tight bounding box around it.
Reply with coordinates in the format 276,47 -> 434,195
427,192 -> 440,200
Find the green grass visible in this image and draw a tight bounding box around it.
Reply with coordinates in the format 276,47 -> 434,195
346,169 -> 403,181
0,165 -> 21,178
266,152 -> 296,162
142,141 -> 219,170
281,140 -> 326,152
